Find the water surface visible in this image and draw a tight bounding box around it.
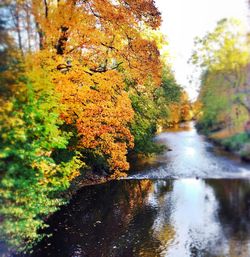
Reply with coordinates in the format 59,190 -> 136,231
25,179 -> 250,257
129,122 -> 250,179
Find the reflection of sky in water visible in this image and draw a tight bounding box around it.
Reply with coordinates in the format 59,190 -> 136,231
148,179 -> 230,257
184,146 -> 196,157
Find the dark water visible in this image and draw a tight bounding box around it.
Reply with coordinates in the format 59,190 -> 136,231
6,122 -> 250,257
24,179 -> 250,257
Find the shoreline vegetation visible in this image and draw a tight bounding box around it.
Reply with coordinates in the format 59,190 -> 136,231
192,18 -> 250,162
206,129 -> 250,162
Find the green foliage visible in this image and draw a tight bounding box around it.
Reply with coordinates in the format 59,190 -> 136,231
129,89 -> 164,155
0,68 -> 83,252
222,133 -> 250,152
158,67 -> 181,103
197,72 -> 230,132
129,68 -> 183,155
156,67 -> 185,126
193,18 -> 250,133
191,18 -> 249,72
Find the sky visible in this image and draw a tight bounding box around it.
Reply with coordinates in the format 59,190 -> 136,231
155,0 -> 249,101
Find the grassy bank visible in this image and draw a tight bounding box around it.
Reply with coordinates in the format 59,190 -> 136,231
208,128 -> 250,161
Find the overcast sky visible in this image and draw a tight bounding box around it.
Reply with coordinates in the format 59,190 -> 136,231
155,0 -> 249,100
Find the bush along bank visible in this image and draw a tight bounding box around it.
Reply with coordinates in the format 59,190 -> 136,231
216,129 -> 250,161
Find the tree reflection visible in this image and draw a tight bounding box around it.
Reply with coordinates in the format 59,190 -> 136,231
207,179 -> 250,257
28,180 -> 175,257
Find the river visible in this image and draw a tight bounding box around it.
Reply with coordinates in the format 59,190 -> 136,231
20,122 -> 250,257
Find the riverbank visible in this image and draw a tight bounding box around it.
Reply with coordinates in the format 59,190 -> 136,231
207,127 -> 250,162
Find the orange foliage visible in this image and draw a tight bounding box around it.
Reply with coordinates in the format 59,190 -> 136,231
56,68 -> 134,171
31,0 -> 161,172
32,0 -> 161,83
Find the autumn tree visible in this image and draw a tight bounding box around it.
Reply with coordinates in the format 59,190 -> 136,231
30,0 -> 162,173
